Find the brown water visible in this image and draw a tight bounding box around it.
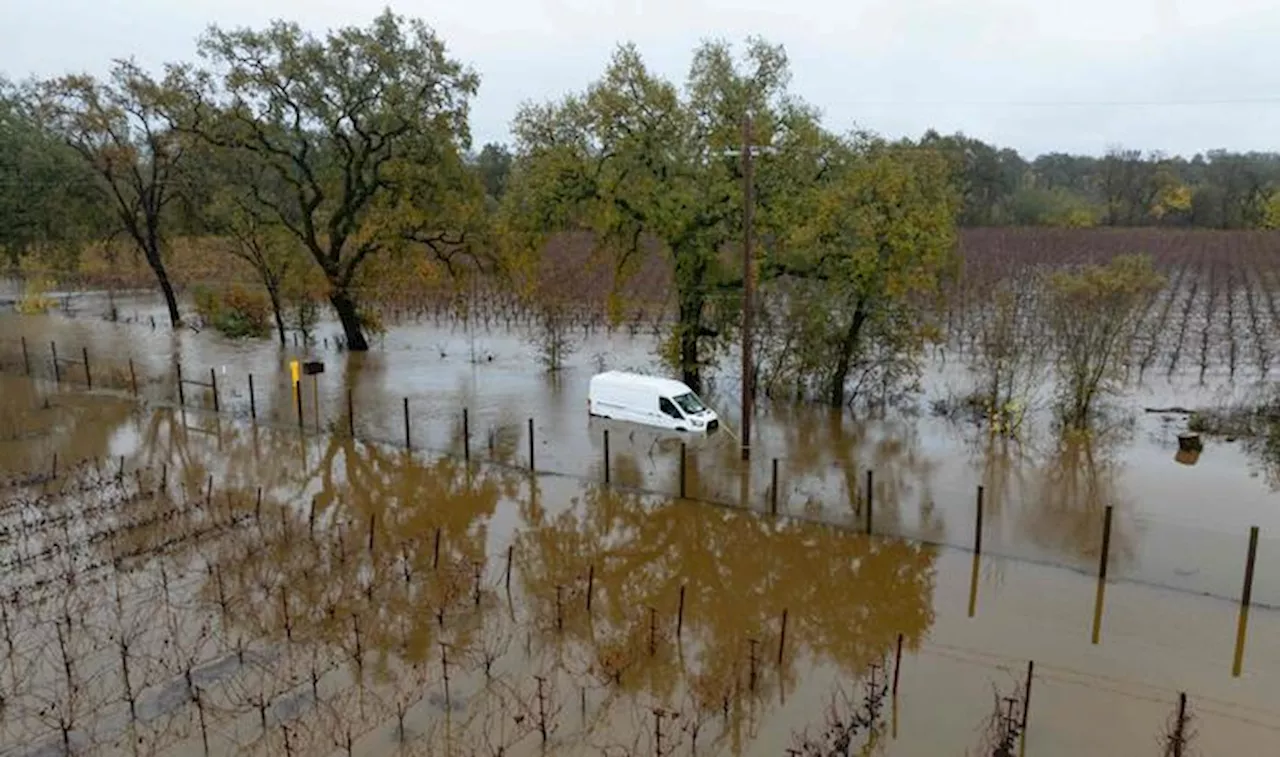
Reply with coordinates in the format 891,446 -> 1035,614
0,374 -> 1278,755
3,296 -> 1280,753
3,294 -> 1279,602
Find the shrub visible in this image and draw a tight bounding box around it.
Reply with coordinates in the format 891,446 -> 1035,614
193,284 -> 271,339
16,278 -> 56,315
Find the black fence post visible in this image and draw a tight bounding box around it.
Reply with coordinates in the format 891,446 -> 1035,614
21,336 -> 30,376
403,397 -> 411,450
1021,660 -> 1034,747
347,390 -> 355,438
295,380 -> 303,429
865,469 -> 874,535
679,443 -> 687,499
51,342 -> 59,384
176,363 -> 185,407
770,458 -> 779,515
83,347 -> 91,389
210,368 -> 219,413
528,418 -> 535,471
128,359 -> 137,396
975,486 -> 985,555
248,374 -> 256,420
463,408 -> 470,463
603,429 -> 610,484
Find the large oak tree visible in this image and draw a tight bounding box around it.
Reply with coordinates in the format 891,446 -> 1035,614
172,9 -> 480,350
504,38 -> 825,392
37,61 -> 189,325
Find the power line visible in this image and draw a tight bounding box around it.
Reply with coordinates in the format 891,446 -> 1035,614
845,97 -> 1280,108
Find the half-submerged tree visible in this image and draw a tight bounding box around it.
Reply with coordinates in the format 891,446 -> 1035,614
505,38 -> 822,392
37,60 -> 189,325
174,9 -> 480,350
777,136 -> 959,407
1046,253 -> 1165,428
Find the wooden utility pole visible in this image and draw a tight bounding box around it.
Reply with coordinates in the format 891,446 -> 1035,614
741,113 -> 755,462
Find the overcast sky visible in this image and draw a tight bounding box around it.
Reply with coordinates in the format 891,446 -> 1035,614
3,0 -> 1279,158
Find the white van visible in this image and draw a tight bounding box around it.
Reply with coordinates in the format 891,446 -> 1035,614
588,371 -> 720,433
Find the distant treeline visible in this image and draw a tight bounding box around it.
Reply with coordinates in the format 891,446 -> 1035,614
469,137 -> 1280,231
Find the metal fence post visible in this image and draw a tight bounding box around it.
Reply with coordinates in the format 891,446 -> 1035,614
528,418 -> 535,471
770,458 -> 779,515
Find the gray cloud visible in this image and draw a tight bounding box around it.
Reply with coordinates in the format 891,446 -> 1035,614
4,0 -> 1278,157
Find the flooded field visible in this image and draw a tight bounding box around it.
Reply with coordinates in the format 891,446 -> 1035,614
2,294 -> 1280,754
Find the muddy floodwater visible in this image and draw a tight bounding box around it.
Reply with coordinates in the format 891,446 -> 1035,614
1,293 -> 1280,755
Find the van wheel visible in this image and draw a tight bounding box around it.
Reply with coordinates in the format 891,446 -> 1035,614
676,427 -> 687,432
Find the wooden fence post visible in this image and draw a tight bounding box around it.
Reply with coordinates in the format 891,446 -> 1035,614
128,359 -> 137,396
892,633 -> 904,697
1091,506 -> 1114,644
679,443 -> 687,499
1232,526 -> 1260,677
20,336 -> 30,376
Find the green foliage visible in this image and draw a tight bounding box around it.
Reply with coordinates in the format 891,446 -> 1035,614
506,37 -> 824,391
35,60 -> 190,325
776,136 -> 960,406
472,143 -> 512,206
172,9 -> 481,351
15,278 -> 56,314
1046,254 -> 1166,428
919,130 -> 1024,226
193,284 -> 271,339
1008,186 -> 1100,227
0,79 -> 108,268
969,277 -> 1049,436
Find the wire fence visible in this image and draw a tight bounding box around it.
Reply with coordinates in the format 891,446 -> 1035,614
0,329 -> 1275,614
2,331 -> 1279,754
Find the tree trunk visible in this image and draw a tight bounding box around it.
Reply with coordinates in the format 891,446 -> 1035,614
828,303 -> 867,407
144,242 -> 181,327
330,289 -> 369,351
677,298 -> 703,394
266,282 -> 287,348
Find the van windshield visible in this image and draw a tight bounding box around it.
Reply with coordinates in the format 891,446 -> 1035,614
673,392 -> 706,415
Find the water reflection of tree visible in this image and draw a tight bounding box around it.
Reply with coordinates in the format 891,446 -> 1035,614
515,474 -> 937,750
0,377 -> 136,475
1019,428 -> 1139,572
210,432 -> 521,654
694,406 -> 945,543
